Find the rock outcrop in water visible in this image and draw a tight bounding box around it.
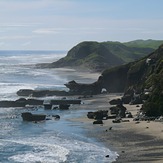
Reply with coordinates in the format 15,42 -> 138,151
17,89 -> 69,97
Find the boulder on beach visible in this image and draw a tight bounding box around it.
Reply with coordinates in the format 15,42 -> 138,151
87,110 -> 108,120
109,104 -> 127,118
93,120 -> 103,124
109,98 -> 122,105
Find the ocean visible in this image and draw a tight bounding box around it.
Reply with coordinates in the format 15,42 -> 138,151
0,51 -> 118,163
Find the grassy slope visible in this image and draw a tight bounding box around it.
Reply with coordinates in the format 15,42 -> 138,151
124,39 -> 163,49
49,40 -> 163,71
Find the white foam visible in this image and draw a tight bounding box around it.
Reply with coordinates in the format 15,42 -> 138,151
0,53 -> 66,65
59,138 -> 118,163
3,133 -> 118,163
4,139 -> 69,163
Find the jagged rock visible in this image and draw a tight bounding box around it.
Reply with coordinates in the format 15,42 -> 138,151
109,104 -> 126,118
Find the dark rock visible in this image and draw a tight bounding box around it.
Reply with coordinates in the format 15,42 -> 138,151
118,104 -> 127,118
46,118 -> 52,120
109,127 -> 112,130
17,89 -> 69,97
52,115 -> 60,119
59,104 -> 70,110
112,119 -> 121,123
17,89 -> 33,96
93,120 -> 103,124
109,98 -> 122,105
110,104 -> 126,118
87,110 -> 108,120
126,112 -> 133,118
110,106 -> 119,115
44,104 -> 52,110
65,80 -> 102,95
15,98 -> 27,102
94,111 -> 105,120
122,94 -> 133,104
87,112 -> 95,119
52,106 -> 59,110
21,112 -> 46,121
130,96 -> 143,105
26,99 -> 44,105
0,100 -> 26,107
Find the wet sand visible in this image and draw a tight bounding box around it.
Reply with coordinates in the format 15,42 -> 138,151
72,94 -> 163,163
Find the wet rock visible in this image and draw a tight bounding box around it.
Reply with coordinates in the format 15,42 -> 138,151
59,104 -> 70,110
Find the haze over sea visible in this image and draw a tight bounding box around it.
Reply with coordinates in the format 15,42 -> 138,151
0,51 -> 118,163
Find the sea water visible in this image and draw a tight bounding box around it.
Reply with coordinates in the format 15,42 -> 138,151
0,51 -> 118,163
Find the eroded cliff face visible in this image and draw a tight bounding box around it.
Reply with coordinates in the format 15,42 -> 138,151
64,45 -> 163,116
98,44 -> 163,93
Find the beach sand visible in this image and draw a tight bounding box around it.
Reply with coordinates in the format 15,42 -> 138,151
71,94 -> 163,163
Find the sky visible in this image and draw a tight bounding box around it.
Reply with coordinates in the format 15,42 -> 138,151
0,0 -> 163,50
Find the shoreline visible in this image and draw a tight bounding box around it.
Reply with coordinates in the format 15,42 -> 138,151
71,94 -> 163,163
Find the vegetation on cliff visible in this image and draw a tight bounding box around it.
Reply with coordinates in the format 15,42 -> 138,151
46,40 -> 163,72
124,39 -> 163,49
100,44 -> 163,116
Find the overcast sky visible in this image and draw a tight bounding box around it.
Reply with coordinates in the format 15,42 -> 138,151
0,0 -> 163,50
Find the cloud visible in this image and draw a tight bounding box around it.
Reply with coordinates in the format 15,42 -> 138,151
0,42 -> 5,46
22,41 -> 31,46
0,24 -> 32,27
33,27 -> 107,35
33,28 -> 61,34
0,36 -> 34,40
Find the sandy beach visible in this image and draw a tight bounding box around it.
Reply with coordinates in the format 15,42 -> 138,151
71,94 -> 163,163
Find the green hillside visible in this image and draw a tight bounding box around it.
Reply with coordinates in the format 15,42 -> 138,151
124,39 -> 163,49
48,41 -> 124,71
103,41 -> 153,62
46,40 -> 160,72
